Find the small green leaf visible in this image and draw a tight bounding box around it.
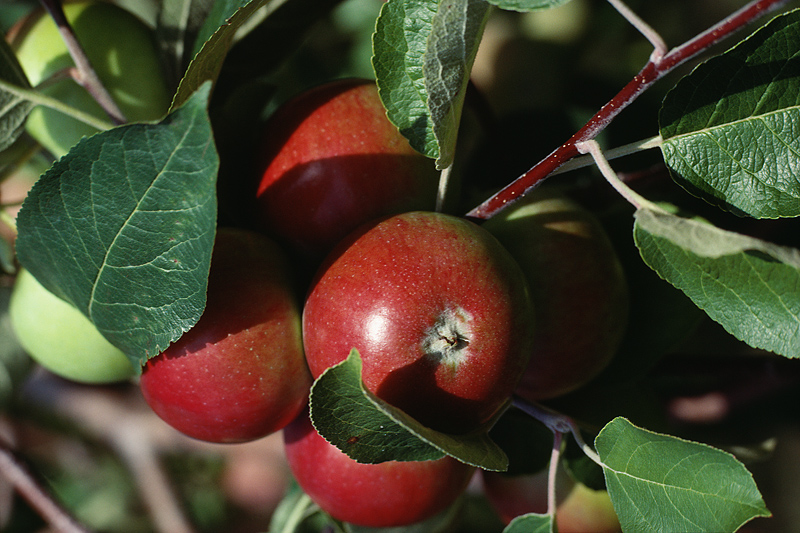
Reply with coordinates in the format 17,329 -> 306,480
660,9 -> 800,219
633,206 -> 800,358
486,0 -> 571,12
0,38 -> 34,151
15,83 -> 218,368
192,0 -> 251,57
503,513 -> 553,533
310,349 -> 509,471
373,0 -> 491,168
596,417 -> 770,533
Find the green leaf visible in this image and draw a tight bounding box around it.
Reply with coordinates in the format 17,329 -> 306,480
171,0 -> 276,110
596,417 -> 770,533
310,349 -> 509,471
660,9 -> 800,219
192,0 -> 251,57
503,513 -> 553,533
486,0 -> 571,12
0,38 -> 34,152
633,206 -> 800,358
156,0 -> 215,88
373,0 -> 491,168
14,83 -> 218,368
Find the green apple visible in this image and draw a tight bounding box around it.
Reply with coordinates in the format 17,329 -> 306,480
10,0 -> 171,157
8,269 -> 135,384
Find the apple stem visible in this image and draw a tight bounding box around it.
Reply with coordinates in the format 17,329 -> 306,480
0,77 -> 115,132
546,431 -> 563,517
0,438 -> 91,533
435,163 -> 455,213
38,0 -> 128,126
465,0 -> 792,220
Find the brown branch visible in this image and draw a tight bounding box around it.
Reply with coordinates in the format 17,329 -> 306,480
466,0 -> 792,220
38,0 -> 127,125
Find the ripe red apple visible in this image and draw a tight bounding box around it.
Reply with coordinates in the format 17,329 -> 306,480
252,78 -> 439,259
302,211 -> 535,434
482,469 -> 620,532
283,410 -> 475,528
483,190 -> 628,400
139,228 -> 311,444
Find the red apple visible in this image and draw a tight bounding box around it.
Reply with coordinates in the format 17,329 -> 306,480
140,228 -> 311,444
302,211 -> 535,434
253,78 -> 439,259
482,469 -> 620,532
483,190 -> 628,400
283,410 -> 475,528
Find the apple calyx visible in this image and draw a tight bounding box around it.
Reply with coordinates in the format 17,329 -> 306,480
422,306 -> 473,368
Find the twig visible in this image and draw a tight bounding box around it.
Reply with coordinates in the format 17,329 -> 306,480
0,440 -> 90,533
38,0 -> 127,125
466,0 -> 792,220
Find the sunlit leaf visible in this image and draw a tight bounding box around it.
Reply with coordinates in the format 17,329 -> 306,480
633,206 -> 800,358
486,0 -> 571,11
15,83 -> 218,368
596,417 -> 770,532
373,0 -> 490,168
503,513 -> 553,533
310,349 -> 509,471
660,9 -> 800,219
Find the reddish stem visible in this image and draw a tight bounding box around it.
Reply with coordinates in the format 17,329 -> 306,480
466,0 -> 792,220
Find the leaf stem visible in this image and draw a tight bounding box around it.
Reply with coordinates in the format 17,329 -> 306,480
0,78 -> 115,132
547,431 -> 563,517
549,134 -> 662,177
38,0 -> 127,125
607,0 -> 667,61
466,0 -> 792,220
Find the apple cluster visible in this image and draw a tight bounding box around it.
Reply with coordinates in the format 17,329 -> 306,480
6,4 -> 629,527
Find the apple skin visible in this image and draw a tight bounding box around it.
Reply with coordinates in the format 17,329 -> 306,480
10,0 -> 171,158
482,190 -> 628,400
283,410 -> 475,528
252,78 -> 439,260
482,469 -> 620,532
139,228 -> 311,444
9,269 -> 135,384
302,211 -> 535,434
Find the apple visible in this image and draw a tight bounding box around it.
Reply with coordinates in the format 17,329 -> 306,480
8,268 -> 135,384
283,409 -> 475,528
10,0 -> 171,158
302,211 -> 535,434
482,189 -> 628,400
139,228 -> 311,444
252,78 -> 439,259
482,469 -> 620,532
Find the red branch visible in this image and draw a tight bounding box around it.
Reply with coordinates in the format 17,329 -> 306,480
466,0 -> 793,220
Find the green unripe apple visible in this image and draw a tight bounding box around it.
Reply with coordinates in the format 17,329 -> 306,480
483,189 -> 629,400
8,269 -> 135,384
10,0 -> 171,157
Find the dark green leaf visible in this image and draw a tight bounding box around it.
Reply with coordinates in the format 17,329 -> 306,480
486,0 -> 571,12
192,0 -> 251,57
14,83 -> 218,368
596,417 -> 770,532
0,38 -> 34,151
310,349 -> 509,471
373,0 -> 490,168
660,9 -> 800,219
156,0 -> 216,89
503,513 -> 553,533
633,206 -> 800,358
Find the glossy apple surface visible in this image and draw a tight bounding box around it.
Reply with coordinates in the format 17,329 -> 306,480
9,268 -> 135,384
11,0 -> 171,157
140,228 -> 310,444
483,190 -> 628,400
482,469 -> 620,532
253,78 -> 439,259
283,410 -> 475,528
302,211 -> 534,434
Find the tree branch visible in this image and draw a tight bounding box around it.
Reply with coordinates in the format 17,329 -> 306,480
466,0 -> 792,220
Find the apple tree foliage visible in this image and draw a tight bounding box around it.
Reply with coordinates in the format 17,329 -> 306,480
1,0 -> 799,530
